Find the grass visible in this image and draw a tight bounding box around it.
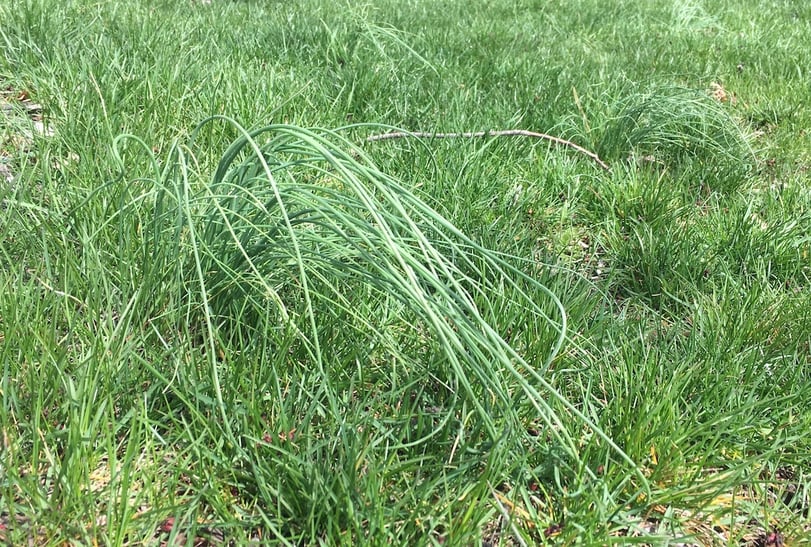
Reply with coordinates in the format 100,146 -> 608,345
1,0 -> 810,544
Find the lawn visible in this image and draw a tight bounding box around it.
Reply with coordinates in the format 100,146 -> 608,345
1,0 -> 810,544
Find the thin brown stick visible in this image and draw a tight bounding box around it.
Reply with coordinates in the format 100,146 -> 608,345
366,129 -> 611,171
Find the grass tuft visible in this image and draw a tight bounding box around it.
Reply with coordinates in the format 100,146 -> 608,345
594,85 -> 756,191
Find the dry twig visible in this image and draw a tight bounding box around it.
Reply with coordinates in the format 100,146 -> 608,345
366,129 -> 610,171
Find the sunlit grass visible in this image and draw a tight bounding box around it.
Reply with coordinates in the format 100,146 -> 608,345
1,0 -> 810,544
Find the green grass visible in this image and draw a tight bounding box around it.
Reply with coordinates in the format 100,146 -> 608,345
1,0 -> 810,544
